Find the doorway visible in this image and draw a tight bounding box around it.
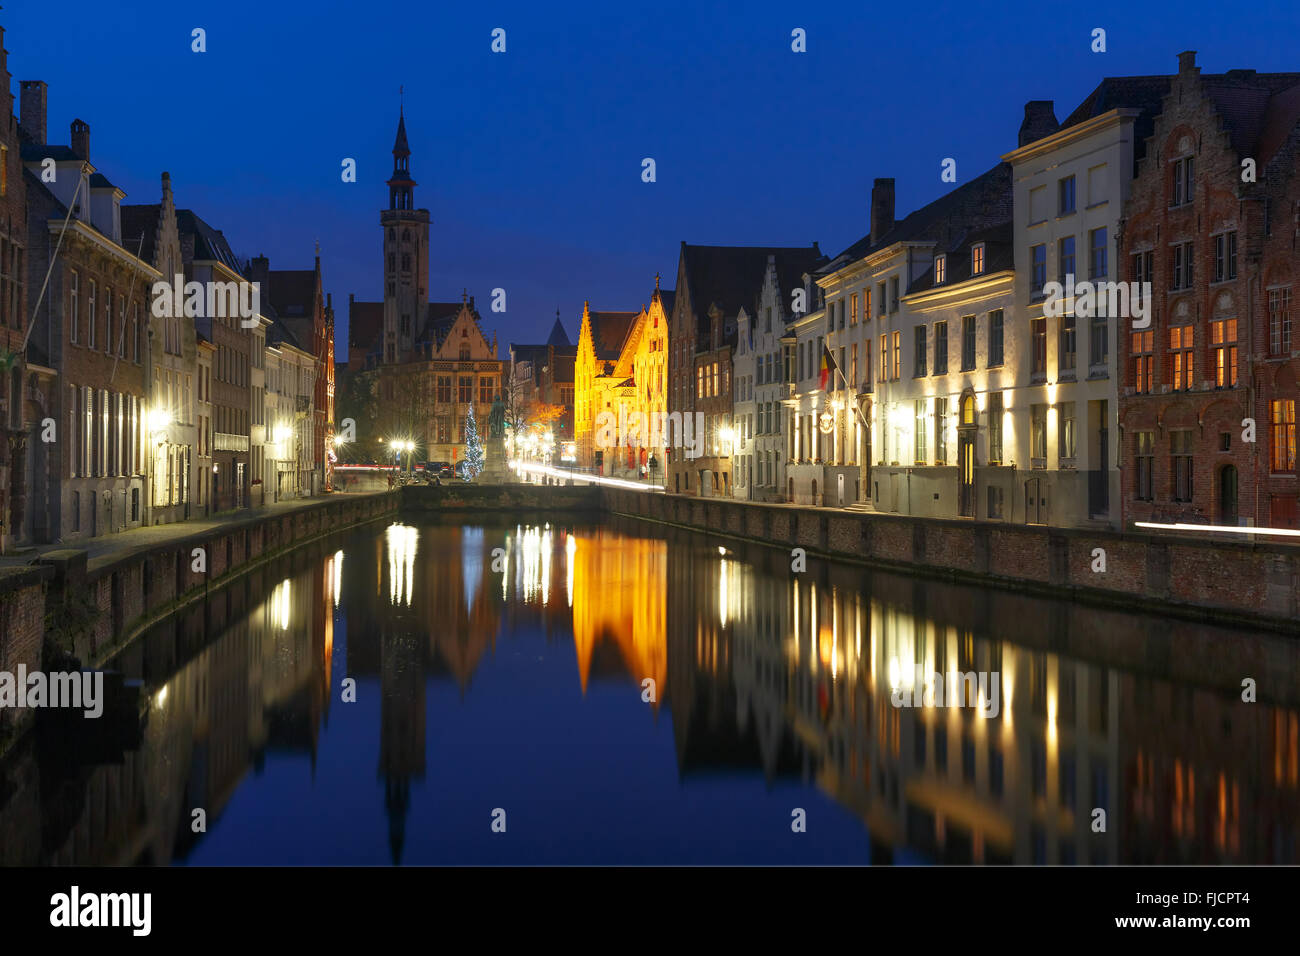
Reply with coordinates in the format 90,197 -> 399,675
1219,465 -> 1238,526
1025,477 -> 1047,524
958,394 -> 976,517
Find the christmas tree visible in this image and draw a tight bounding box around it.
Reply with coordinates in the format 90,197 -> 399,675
463,406 -> 484,480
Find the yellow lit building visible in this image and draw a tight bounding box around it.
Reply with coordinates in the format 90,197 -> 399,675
574,279 -> 673,478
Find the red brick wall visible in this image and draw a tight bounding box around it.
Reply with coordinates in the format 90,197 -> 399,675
1118,57 -> 1300,530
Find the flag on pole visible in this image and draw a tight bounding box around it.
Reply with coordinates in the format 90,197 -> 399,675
819,343 -> 838,391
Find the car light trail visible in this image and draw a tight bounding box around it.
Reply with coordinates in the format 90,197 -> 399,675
1135,521 -> 1300,539
510,461 -> 663,492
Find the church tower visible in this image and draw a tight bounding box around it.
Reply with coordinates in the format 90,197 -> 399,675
381,107 -> 430,363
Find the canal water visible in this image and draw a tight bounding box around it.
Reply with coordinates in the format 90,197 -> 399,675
2,516 -> 1297,865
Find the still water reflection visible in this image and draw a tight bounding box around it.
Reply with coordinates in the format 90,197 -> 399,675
2,518 -> 1298,865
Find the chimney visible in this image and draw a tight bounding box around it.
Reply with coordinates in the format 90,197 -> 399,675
70,119 -> 90,161
1018,100 -> 1059,147
1178,50 -> 1198,75
249,254 -> 270,297
870,178 -> 895,245
19,80 -> 46,144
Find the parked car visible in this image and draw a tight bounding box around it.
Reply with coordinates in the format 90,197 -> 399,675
426,460 -> 452,478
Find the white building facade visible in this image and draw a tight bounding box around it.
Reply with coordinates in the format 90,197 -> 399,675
1002,106 -> 1144,527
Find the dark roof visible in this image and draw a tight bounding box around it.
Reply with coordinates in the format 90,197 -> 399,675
546,316 -> 571,347
1058,76 -> 1171,167
268,270 -> 316,324
348,300 -> 383,352
586,310 -> 638,361
1059,70 -> 1300,169
176,208 -> 243,273
656,288 -> 677,316
1200,71 -> 1300,162
419,302 -> 469,349
120,204 -> 161,267
88,172 -> 118,190
20,143 -> 79,162
906,221 -> 1015,295
1256,81 -> 1300,168
682,245 -> 825,335
826,163 -> 1013,269
267,316 -> 302,351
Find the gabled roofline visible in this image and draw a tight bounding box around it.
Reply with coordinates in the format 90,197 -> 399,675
1002,107 -> 1143,164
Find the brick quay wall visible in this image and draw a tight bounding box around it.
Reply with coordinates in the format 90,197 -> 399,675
601,490 -> 1300,635
0,492 -> 398,753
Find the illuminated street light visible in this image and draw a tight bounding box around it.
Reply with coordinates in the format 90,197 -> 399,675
148,407 -> 172,436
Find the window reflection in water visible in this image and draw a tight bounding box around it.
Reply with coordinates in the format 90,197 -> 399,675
4,520 -> 1298,867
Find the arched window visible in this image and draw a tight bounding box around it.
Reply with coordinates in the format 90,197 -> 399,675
962,394 -> 976,425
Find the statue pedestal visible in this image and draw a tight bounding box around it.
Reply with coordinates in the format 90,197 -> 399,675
478,437 -> 512,482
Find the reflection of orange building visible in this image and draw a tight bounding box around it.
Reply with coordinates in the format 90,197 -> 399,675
569,530 -> 667,703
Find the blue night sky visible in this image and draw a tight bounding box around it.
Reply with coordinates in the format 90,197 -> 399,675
5,0 -> 1297,350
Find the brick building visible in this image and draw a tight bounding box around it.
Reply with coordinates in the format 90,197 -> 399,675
21,89 -> 156,543
0,26 -> 27,552
667,242 -> 823,497
176,209 -> 250,512
509,314 -> 577,447
249,250 -> 334,494
121,172 -> 193,527
1118,52 -> 1300,530
347,111 -> 503,467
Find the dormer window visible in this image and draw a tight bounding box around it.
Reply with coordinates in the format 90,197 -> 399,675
934,255 -> 946,284
971,243 -> 985,276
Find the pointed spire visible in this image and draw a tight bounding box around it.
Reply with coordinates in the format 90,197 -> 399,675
546,313 -> 571,347
393,95 -> 410,156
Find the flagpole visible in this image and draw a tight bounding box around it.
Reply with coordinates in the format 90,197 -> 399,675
822,347 -> 870,430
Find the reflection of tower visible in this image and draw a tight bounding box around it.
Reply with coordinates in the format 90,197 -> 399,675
379,624 -> 426,865
423,526 -> 501,692
378,524 -> 427,866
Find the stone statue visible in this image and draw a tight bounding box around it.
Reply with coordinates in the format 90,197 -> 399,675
488,393 -> 506,440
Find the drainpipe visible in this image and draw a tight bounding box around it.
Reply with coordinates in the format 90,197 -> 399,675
1249,267 -> 1258,527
